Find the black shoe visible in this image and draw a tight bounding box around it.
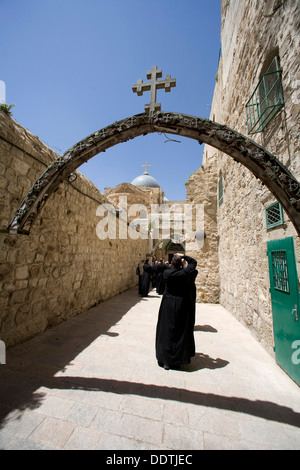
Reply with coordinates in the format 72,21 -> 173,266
158,361 -> 169,370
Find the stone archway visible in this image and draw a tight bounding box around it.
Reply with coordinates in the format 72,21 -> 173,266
7,111 -> 300,235
151,237 -> 186,260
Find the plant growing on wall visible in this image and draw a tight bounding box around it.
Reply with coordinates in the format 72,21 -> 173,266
0,102 -> 15,116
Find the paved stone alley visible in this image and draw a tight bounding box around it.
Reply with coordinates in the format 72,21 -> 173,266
0,287 -> 299,450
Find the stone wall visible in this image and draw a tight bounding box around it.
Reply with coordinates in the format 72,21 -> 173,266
188,0 -> 300,354
0,112 -> 148,347
217,0 -> 299,353
185,158 -> 219,303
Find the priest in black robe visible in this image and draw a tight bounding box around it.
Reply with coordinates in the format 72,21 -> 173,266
152,261 -> 158,289
140,259 -> 152,297
156,259 -> 167,295
185,268 -> 198,328
155,254 -> 197,370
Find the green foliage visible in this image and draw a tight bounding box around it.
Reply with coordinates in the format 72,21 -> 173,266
0,102 -> 15,116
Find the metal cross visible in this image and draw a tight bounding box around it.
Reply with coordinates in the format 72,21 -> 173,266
142,161 -> 151,174
132,66 -> 176,115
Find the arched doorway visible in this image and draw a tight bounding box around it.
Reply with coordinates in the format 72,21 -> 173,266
7,111 -> 300,235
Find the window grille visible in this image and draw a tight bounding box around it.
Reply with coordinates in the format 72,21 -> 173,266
218,174 -> 223,207
271,250 -> 289,293
246,57 -> 284,134
265,201 -> 284,229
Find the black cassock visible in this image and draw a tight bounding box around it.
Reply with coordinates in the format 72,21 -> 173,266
186,268 -> 198,327
155,255 -> 197,368
156,262 -> 167,295
140,263 -> 152,296
152,263 -> 157,288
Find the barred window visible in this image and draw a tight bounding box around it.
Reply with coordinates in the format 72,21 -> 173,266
271,250 -> 289,293
265,201 -> 284,229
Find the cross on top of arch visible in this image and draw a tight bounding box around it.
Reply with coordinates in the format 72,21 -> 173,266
132,66 -> 176,115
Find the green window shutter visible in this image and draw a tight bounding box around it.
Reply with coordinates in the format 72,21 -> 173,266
246,57 -> 284,134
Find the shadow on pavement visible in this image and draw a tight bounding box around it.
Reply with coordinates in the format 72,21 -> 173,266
182,353 -> 229,372
194,324 -> 218,333
47,375 -> 300,428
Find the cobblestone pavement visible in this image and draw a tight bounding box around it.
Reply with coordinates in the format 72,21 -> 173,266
0,287 -> 299,450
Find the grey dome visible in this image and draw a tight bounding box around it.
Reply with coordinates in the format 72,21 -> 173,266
131,174 -> 160,188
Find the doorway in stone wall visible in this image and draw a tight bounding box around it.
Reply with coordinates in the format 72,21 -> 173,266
267,237 -> 300,385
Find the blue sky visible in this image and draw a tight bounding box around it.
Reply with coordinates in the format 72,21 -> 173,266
0,0 -> 221,201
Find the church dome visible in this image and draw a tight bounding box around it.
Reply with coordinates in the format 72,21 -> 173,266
131,173 -> 160,188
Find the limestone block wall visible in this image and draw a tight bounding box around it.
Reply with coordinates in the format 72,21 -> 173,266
220,0 -> 300,171
189,0 -> 300,354
216,0 -> 300,353
185,159 -> 220,303
0,112 -> 148,347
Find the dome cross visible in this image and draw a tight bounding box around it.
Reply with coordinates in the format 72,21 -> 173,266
142,161 -> 151,175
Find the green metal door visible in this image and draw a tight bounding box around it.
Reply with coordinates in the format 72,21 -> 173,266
267,237 -> 300,386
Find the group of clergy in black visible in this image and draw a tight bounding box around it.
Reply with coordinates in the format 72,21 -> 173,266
137,254 -> 198,371
137,258 -> 168,297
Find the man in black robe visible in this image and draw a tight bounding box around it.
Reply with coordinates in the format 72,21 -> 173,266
152,261 -> 158,289
140,259 -> 152,297
156,259 -> 167,295
184,267 -> 198,352
155,254 -> 197,370
138,259 -> 144,295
